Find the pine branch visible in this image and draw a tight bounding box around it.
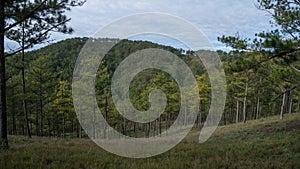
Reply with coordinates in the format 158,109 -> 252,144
4,0 -> 48,32
289,65 -> 300,73
5,18 -> 71,57
272,82 -> 300,101
249,48 -> 300,69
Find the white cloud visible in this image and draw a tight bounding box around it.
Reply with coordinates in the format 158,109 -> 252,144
65,0 -> 272,49
5,0 -> 273,51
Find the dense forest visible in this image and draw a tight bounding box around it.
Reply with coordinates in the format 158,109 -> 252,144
3,36 -> 299,139
0,0 -> 299,165
0,0 -> 300,168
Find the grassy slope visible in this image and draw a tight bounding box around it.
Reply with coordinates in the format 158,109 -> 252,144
1,113 -> 300,169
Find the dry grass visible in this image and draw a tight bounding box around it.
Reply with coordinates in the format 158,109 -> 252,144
1,113 -> 300,169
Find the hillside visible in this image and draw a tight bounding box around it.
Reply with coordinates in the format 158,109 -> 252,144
4,37 -> 210,139
1,113 -> 299,169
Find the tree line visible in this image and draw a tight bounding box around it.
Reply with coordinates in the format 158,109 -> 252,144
0,0 -> 299,149
3,37 -> 300,141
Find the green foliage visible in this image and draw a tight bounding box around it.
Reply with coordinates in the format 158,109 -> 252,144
4,35 -> 300,138
5,37 -> 210,138
257,0 -> 300,37
5,0 -> 85,52
219,0 -> 300,74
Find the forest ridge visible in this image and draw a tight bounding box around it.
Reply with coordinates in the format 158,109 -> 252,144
3,37 -> 300,139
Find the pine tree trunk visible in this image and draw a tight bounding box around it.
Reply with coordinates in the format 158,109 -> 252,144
21,23 -> 31,138
122,117 -> 126,135
251,102 -> 256,120
296,95 -> 300,112
39,75 -> 43,136
256,96 -> 260,120
134,122 -> 137,137
147,122 -> 150,137
166,114 -> 170,135
12,89 -> 16,135
48,119 -> 51,137
199,112 -> 202,128
236,100 -> 239,123
71,119 -> 74,138
243,81 -> 248,123
35,103 -> 39,136
56,114 -> 59,137
21,122 -> 25,135
0,0 -> 8,149
280,93 -> 286,120
288,90 -> 293,114
256,77 -> 262,120
229,104 -> 233,124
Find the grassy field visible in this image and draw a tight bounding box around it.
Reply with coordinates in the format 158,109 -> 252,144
1,113 -> 300,169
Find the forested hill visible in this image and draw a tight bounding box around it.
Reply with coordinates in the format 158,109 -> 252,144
13,37 -> 206,81
5,37 -> 300,139
5,37 -> 208,137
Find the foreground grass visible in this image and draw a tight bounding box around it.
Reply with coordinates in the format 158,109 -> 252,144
1,113 -> 300,169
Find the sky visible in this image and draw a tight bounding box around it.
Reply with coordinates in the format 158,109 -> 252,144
5,0 -> 274,51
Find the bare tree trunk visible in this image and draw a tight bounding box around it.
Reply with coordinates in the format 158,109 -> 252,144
280,93 -> 286,120
39,75 -> 43,136
21,23 -> 31,138
296,95 -> 300,112
0,0 -> 8,149
251,102 -> 255,120
243,81 -> 248,123
256,77 -> 262,120
122,117 -> 126,135
166,113 -> 170,135
256,96 -> 260,119
259,102 -> 262,117
236,100 -> 239,123
39,99 -> 43,136
147,122 -> 150,137
29,110 -> 33,134
229,104 -> 233,123
71,119 -> 74,138
199,112 -> 202,127
35,103 -> 39,136
133,122 -> 137,137
196,113 -> 199,128
288,90 -> 293,114
21,121 -> 25,135
11,89 -> 16,135
241,80 -> 249,123
48,119 -> 51,137
56,114 -> 59,137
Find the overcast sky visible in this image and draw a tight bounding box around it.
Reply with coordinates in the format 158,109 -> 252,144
6,0 -> 273,51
